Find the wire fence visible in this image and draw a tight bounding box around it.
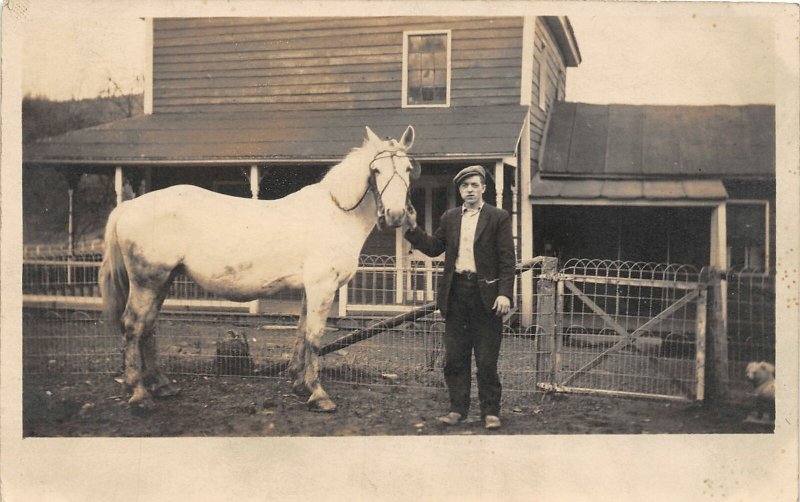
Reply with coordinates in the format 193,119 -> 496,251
21,250 -> 775,404
722,270 -> 775,400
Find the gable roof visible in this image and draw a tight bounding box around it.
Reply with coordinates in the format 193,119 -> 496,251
24,106 -> 528,166
540,102 -> 775,179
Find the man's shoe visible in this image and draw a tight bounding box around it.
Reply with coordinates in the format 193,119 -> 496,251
437,412 -> 463,425
484,415 -> 502,430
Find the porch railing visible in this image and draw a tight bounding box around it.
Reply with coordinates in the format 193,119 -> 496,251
22,245 -> 443,315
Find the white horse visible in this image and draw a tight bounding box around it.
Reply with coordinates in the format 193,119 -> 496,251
100,126 -> 419,411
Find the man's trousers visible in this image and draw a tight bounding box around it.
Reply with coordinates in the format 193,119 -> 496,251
443,273 -> 504,418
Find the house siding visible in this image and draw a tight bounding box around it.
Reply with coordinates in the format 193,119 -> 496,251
530,17 -> 568,171
153,17 -> 523,113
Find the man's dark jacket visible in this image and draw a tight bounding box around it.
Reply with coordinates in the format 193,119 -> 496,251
404,203 -> 516,318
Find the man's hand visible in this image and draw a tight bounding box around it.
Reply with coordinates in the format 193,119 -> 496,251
492,295 -> 511,316
404,205 -> 418,231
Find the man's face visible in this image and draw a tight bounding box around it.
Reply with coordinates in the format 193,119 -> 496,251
458,175 -> 486,206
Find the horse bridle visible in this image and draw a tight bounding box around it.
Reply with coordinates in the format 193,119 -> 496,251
334,150 -> 420,230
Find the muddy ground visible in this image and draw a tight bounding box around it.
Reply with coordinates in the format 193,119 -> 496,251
23,373 -> 771,436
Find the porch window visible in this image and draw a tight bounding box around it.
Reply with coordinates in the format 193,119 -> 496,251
727,201 -> 769,272
402,30 -> 451,107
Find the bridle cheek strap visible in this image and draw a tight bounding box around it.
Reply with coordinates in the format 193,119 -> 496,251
370,151 -> 412,231
367,170 -> 386,230
332,150 -> 417,230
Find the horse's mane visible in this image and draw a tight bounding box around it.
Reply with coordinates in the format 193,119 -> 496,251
320,138 -> 378,209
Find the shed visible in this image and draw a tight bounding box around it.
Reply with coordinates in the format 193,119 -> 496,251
534,102 -> 775,270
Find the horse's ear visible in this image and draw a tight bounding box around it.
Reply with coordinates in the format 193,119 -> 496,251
399,125 -> 415,150
365,126 -> 382,145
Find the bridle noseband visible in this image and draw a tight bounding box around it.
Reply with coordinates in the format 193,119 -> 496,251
333,150 -> 419,230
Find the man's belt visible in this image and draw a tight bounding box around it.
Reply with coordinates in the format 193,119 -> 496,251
454,271 -> 478,281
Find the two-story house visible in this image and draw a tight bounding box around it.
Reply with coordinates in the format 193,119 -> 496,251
23,16 -> 775,324
24,16 -> 580,321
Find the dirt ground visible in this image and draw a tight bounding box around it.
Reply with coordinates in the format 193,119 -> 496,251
23,373 -> 772,436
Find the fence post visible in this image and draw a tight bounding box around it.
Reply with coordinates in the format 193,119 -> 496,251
535,257 -> 558,384
707,268 -> 729,401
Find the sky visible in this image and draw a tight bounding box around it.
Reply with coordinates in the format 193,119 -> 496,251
21,13 -> 775,105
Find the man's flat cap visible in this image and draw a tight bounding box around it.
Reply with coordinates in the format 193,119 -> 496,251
453,165 -> 486,185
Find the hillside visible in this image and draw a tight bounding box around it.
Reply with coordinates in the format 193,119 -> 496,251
23,94 -> 143,247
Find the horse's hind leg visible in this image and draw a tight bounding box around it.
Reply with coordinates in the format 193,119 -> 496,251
141,327 -> 180,398
121,286 -> 160,406
301,285 -> 337,412
141,274 -> 180,398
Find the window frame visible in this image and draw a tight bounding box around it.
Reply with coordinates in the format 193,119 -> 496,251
726,199 -> 771,273
537,40 -> 549,111
402,29 -> 452,108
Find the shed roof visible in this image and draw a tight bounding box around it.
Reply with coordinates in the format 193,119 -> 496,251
24,106 -> 528,166
540,102 -> 774,179
531,175 -> 728,204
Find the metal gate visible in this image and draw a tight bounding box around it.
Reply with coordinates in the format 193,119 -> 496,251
535,258 -> 707,401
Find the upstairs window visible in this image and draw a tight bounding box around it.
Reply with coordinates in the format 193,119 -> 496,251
402,30 -> 451,107
538,60 -> 548,110
537,40 -> 549,110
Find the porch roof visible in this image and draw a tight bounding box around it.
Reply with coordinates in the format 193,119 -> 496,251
531,175 -> 728,204
540,102 -> 775,179
24,106 -> 528,166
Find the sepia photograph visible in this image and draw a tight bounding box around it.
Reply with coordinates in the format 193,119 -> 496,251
2,0 -> 798,500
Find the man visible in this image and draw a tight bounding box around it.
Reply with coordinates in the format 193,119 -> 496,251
404,165 -> 515,430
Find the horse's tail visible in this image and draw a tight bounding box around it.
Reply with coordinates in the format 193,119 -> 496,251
99,205 -> 129,331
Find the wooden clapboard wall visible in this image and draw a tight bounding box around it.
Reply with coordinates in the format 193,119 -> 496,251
153,17 -> 523,113
530,17 -> 568,172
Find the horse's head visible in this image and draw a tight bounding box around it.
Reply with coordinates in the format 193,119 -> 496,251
365,125 -> 420,228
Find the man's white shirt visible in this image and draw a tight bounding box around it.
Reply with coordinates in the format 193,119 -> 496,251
454,203 -> 484,274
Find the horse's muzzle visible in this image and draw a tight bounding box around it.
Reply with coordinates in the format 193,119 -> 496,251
383,208 -> 406,228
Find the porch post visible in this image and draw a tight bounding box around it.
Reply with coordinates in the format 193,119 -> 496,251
395,228 -> 403,304
61,172 -> 82,286
67,185 -> 74,284
249,164 -> 260,199
710,202 -> 728,269
249,164 -> 262,314
424,186 -> 434,302
142,166 -> 152,195
494,160 -> 504,209
519,119 -> 534,327
114,166 -> 124,206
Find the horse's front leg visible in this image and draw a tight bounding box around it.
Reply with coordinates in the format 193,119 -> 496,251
287,295 -> 308,395
301,285 -> 337,412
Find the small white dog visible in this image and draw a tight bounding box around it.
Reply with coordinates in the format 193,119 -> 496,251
744,361 -> 775,423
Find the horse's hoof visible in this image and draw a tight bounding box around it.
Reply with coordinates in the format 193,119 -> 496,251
114,376 -> 132,389
128,386 -> 155,409
153,384 -> 181,398
308,398 -> 337,413
128,396 -> 155,410
292,381 -> 310,397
